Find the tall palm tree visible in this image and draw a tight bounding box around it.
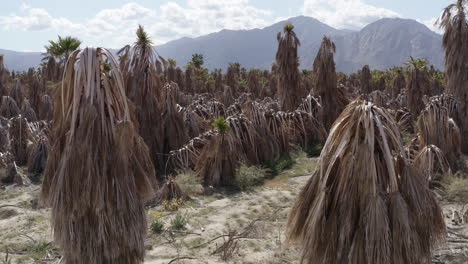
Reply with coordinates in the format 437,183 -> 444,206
438,0 -> 468,152
119,25 -> 165,180
406,57 -> 431,117
43,36 -> 81,62
41,47 -> 156,263
275,23 -> 301,111
312,36 -> 347,130
191,53 -> 204,68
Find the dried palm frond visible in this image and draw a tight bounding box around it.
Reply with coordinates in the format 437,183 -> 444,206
41,47 -> 156,264
393,108 -> 414,134
365,90 -> 391,108
27,73 -> 42,113
417,101 -> 461,169
10,79 -> 24,105
10,116 -> 32,166
158,176 -> 187,202
0,117 -> 10,153
38,94 -> 53,121
414,145 -> 451,182
287,100 -> 445,264
170,130 -> 215,171
242,102 -> 281,162
21,99 -> 37,122
160,83 -> 190,174
27,135 -> 49,175
390,70 -> 405,98
360,65 -> 371,94
407,64 -> 430,117
0,96 -> 20,118
195,130 -> 243,187
438,0 -> 468,151
276,24 -> 302,111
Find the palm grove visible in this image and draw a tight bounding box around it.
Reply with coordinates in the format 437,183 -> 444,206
0,0 -> 467,263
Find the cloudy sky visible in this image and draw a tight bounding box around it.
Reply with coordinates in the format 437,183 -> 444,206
0,0 -> 450,52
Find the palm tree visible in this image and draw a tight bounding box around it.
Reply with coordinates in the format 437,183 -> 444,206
191,53 -> 204,68
406,57 -> 431,117
43,35 -> 81,62
118,25 -> 165,179
275,23 -> 302,111
287,100 -> 446,264
438,0 -> 468,152
41,47 -> 156,263
312,36 -> 347,130
360,65 -> 371,94
166,59 -> 177,83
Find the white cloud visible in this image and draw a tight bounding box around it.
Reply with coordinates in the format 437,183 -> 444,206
302,0 -> 400,30
418,16 -> 443,34
0,1 -> 273,49
149,0 -> 272,44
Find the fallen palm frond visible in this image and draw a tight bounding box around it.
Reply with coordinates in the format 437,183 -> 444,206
417,100 -> 461,170
287,99 -> 445,264
414,145 -> 451,182
0,96 -> 20,118
170,130 -> 216,171
41,47 -> 156,264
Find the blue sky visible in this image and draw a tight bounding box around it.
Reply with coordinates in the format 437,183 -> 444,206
0,0 -> 451,52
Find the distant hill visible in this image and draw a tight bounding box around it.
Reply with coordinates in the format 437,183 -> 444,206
0,49 -> 42,72
332,18 -> 444,72
0,16 -> 444,73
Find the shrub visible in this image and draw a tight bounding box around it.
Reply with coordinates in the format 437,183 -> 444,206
175,170 -> 203,195
306,141 -> 323,157
442,173 -> 468,202
235,164 -> 268,191
171,213 -> 187,230
211,117 -> 229,134
150,219 -> 165,234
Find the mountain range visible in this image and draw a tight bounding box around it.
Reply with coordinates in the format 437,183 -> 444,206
0,16 -> 444,73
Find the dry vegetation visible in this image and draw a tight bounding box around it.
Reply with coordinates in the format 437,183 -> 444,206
0,1 -> 468,262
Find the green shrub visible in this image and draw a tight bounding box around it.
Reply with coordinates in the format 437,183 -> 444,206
212,117 -> 229,134
171,214 -> 187,230
235,164 -> 268,191
306,141 -> 324,157
150,219 -> 165,234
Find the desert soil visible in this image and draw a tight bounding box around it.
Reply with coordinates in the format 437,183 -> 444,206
0,157 -> 467,264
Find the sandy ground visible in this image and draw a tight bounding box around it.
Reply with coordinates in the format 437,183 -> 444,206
1,158 -> 467,263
